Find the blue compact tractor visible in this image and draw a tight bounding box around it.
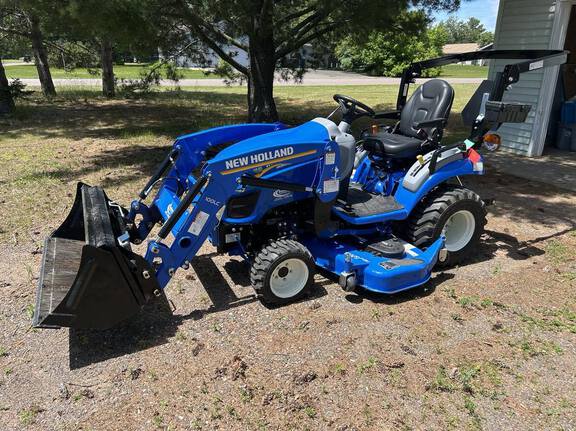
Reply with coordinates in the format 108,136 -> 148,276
33,50 -> 567,329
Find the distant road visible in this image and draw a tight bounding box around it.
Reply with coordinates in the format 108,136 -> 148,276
18,69 -> 484,87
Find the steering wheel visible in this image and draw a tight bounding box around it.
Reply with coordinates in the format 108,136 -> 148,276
333,94 -> 375,122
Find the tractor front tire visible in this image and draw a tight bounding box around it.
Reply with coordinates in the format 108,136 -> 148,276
405,185 -> 487,267
250,239 -> 315,305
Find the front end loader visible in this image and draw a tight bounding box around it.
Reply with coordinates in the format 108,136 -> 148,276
33,50 -> 567,330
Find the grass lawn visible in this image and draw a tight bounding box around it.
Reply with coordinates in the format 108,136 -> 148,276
439,64 -> 489,78
4,63 -> 214,80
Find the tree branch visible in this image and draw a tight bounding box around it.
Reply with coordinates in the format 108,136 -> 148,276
163,6 -> 247,52
278,6 -> 315,24
275,22 -> 340,60
202,23 -> 248,51
176,0 -> 248,75
293,14 -> 324,41
275,6 -> 334,50
291,11 -> 324,37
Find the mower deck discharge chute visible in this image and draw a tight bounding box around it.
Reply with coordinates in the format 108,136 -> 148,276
33,50 -> 568,330
33,183 -> 159,329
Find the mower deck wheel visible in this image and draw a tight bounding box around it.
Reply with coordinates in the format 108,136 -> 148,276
250,239 -> 315,305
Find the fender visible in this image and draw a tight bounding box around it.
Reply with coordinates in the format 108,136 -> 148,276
334,152 -> 482,225
394,154 -> 483,214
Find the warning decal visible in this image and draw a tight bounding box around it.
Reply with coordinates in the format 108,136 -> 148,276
188,211 -> 210,236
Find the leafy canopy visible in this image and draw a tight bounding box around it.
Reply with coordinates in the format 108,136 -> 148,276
335,11 -> 448,77
157,0 -> 462,75
437,16 -> 493,46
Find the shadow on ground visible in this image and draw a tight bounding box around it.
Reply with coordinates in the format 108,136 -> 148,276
465,172 -> 576,228
68,294 -> 178,370
66,216 -> 574,369
1,91 -> 248,142
67,254 -> 327,369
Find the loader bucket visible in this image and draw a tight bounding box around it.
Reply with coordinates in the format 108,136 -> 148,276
33,183 -> 160,329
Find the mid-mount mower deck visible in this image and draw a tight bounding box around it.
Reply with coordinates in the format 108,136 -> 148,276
33,50 -> 567,329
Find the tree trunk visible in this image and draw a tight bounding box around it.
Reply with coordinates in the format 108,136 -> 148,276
30,15 -> 56,98
247,54 -> 277,122
0,58 -> 15,115
247,8 -> 278,122
101,40 -> 115,98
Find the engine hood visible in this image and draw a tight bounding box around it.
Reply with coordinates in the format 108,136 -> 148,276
210,119 -> 334,164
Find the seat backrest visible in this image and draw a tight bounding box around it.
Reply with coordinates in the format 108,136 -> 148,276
398,79 -> 455,139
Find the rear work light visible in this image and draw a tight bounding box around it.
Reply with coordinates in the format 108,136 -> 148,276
483,133 -> 501,152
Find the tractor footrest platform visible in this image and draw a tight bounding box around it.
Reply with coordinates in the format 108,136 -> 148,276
336,186 -> 403,217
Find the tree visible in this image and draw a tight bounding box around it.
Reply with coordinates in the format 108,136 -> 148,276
0,56 -> 14,114
158,0 -> 462,122
438,16 -> 493,46
0,0 -> 56,97
336,12 -> 447,77
61,0 -> 160,97
0,30 -> 29,58
476,30 -> 494,47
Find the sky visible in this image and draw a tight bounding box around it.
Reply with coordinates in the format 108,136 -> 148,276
432,0 -> 501,31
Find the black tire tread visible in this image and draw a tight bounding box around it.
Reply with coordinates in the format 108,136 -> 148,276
404,185 -> 487,266
250,239 -> 314,303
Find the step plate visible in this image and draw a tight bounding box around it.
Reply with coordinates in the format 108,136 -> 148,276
337,187 -> 404,217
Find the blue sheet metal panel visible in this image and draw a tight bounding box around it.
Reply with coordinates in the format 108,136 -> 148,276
171,123 -> 287,184
150,123 -> 288,224
394,157 -> 482,210
303,236 -> 444,294
219,148 -> 339,224
176,122 -> 286,144
220,159 -> 320,224
210,121 -> 331,163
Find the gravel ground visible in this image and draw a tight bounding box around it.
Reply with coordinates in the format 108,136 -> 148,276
0,171 -> 575,431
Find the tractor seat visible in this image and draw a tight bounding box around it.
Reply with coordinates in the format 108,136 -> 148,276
363,79 -> 455,160
363,133 -> 425,159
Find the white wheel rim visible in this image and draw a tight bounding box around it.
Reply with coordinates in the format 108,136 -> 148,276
270,258 -> 309,299
443,210 -> 476,252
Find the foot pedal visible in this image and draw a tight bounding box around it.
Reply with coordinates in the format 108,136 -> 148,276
366,238 -> 405,258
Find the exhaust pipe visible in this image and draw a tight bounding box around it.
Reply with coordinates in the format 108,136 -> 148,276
33,183 -> 160,329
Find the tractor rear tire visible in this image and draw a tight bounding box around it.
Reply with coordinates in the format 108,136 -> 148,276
404,185 -> 486,267
250,239 -> 315,305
